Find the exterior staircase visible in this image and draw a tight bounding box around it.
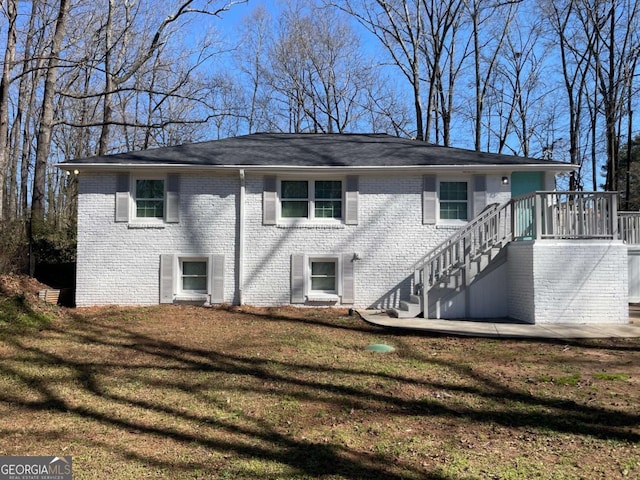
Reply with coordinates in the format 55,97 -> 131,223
389,202 -> 512,318
389,191 -> 623,319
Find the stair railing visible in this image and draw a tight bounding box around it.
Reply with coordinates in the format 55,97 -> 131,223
414,191 -> 622,294
412,201 -> 513,291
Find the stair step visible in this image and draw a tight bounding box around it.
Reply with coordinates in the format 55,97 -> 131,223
387,307 -> 422,319
400,300 -> 420,311
409,294 -> 422,305
387,298 -> 423,319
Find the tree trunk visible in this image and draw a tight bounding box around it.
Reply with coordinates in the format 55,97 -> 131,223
31,0 -> 70,227
0,0 -> 18,221
98,0 -> 115,156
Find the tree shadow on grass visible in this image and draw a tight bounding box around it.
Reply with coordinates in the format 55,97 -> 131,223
0,307 -> 637,478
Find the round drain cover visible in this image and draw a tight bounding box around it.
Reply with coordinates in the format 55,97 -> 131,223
366,343 -> 395,353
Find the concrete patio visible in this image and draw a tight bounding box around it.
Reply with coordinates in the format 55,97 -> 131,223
357,305 -> 640,339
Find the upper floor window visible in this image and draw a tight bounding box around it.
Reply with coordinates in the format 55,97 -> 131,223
135,179 -> 165,219
439,181 -> 468,221
280,180 -> 343,220
115,173 -> 179,224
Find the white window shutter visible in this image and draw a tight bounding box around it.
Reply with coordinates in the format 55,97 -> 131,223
423,175 -> 437,224
159,254 -> 175,303
209,254 -> 225,304
344,176 -> 359,225
165,174 -> 180,223
473,175 -> 487,218
341,253 -> 355,304
115,173 -> 130,222
291,254 -> 305,304
263,176 -> 277,225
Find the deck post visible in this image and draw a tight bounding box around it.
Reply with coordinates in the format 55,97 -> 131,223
611,193 -> 618,240
422,280 -> 429,320
534,192 -> 543,239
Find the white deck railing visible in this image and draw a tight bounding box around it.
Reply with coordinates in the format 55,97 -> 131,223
415,191 -> 622,291
619,212 -> 640,244
512,191 -> 619,240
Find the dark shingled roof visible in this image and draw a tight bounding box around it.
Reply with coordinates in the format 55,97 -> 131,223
63,132 -> 571,167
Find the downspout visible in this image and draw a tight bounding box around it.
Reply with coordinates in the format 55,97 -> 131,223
238,169 -> 245,305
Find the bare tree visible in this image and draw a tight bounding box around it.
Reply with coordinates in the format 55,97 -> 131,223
0,0 -> 17,221
541,0 -> 595,189
498,17 -> 548,157
540,0 -> 640,190
464,0 -> 519,151
236,4 -> 273,133
419,0 -> 465,145
97,0 -> 246,155
582,0 -> 640,190
31,0 -> 71,228
267,1 -> 373,133
332,0 -> 426,139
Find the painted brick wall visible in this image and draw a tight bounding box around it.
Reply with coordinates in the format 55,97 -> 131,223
531,241 -> 628,324
77,170 -> 512,307
242,173 -> 511,308
507,240 -> 628,324
76,172 -> 238,306
507,242 -> 536,323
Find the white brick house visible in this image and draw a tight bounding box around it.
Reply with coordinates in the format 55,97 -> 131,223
60,133 -> 629,324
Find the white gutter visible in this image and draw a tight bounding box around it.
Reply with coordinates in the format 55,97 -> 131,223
238,169 -> 246,306
57,163 -> 576,174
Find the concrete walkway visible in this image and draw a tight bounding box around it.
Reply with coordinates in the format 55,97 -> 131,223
357,309 -> 640,339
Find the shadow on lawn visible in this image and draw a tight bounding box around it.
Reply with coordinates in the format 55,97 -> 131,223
0,308 -> 638,478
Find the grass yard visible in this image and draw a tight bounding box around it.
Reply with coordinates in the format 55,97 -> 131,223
0,276 -> 639,479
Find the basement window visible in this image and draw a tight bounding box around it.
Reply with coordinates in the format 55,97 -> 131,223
310,259 -> 338,294
180,259 -> 207,294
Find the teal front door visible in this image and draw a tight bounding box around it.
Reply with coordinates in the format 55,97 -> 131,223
511,172 -> 545,197
511,172 -> 545,239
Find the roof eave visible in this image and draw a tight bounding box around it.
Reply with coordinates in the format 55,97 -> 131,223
57,162 -> 575,174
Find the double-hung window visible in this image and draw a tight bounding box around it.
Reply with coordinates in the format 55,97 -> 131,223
290,253 -> 355,304
310,259 -> 338,294
160,254 -> 224,304
439,181 -> 468,221
115,173 -> 179,224
134,178 -> 165,219
180,259 -> 208,294
280,180 -> 343,221
314,181 -> 342,219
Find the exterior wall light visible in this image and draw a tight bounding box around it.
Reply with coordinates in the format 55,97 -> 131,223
502,176 -> 509,185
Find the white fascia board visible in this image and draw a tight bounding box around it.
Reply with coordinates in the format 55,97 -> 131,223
57,163 -> 237,175
57,162 -> 576,175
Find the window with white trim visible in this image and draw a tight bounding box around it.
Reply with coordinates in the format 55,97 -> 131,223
280,180 -> 343,220
116,173 -> 179,224
310,258 -> 338,294
160,254 -> 224,304
180,259 -> 208,294
291,253 -> 354,304
439,181 -> 469,221
133,178 -> 165,219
